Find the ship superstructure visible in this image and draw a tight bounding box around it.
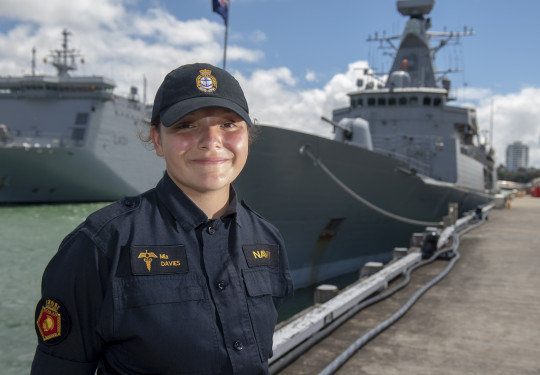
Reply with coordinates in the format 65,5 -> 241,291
332,0 -> 496,193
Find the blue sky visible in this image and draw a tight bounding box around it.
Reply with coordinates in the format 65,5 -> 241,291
1,0 -> 539,167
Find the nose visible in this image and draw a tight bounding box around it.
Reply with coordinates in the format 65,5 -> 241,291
198,125 -> 222,150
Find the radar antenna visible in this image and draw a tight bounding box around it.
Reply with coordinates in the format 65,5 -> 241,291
45,29 -> 84,77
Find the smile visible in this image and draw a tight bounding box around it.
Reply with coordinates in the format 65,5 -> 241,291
191,158 -> 230,165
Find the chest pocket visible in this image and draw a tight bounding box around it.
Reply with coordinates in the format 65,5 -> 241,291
109,275 -> 223,373
242,267 -> 291,362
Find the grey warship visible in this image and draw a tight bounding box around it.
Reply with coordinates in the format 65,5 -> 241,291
0,29 -> 164,202
234,0 -> 496,288
0,0 -> 496,289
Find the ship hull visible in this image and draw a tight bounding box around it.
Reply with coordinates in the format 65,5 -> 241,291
234,125 -> 490,288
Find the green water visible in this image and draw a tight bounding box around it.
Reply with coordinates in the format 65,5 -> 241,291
0,203 -> 357,374
0,202 -> 110,374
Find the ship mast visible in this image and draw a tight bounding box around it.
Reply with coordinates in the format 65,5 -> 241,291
47,29 -> 84,77
367,0 -> 474,90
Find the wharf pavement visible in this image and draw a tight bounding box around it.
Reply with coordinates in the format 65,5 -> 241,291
276,195 -> 540,375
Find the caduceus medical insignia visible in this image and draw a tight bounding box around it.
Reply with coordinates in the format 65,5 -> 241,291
138,250 -> 158,272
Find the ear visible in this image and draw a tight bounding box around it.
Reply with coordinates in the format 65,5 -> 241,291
150,125 -> 164,157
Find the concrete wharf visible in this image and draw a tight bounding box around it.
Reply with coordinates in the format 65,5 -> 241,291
273,195 -> 540,375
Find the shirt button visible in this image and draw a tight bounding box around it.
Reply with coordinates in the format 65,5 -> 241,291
233,341 -> 243,351
207,226 -> 216,234
217,280 -> 228,291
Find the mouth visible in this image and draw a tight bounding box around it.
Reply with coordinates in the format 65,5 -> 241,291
191,157 -> 230,165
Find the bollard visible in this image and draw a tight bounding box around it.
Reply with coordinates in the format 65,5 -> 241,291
410,233 -> 424,248
359,261 -> 383,278
314,284 -> 338,304
421,230 -> 440,259
494,194 -> 505,209
392,247 -> 409,259
475,205 -> 483,221
443,215 -> 452,228
448,202 -> 458,224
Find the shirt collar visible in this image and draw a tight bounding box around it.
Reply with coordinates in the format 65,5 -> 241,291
156,173 -> 239,231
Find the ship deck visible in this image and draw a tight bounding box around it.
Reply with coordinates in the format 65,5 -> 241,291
273,195 -> 540,375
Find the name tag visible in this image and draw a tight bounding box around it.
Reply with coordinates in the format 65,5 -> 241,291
242,244 -> 279,268
130,245 -> 188,275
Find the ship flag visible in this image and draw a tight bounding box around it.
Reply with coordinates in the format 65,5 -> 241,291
212,0 -> 230,69
212,0 -> 229,25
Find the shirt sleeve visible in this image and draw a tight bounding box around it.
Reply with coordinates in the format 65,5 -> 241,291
31,230 -> 108,375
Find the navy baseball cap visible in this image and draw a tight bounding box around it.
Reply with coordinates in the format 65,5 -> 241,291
151,63 -> 252,127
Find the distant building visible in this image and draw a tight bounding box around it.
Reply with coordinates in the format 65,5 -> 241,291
505,141 -> 529,171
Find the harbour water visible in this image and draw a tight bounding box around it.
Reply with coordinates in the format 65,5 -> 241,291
0,202 -> 357,374
0,202 -> 109,374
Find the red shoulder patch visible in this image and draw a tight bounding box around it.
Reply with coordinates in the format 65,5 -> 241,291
35,298 -> 71,345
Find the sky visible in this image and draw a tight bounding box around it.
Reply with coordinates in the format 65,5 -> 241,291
1,0 -> 539,167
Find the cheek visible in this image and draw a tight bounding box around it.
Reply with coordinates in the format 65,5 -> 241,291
226,132 -> 249,160
163,135 -> 196,156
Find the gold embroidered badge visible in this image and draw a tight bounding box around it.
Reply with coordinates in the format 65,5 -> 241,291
196,69 -> 217,92
252,250 -> 271,260
138,250 -> 158,271
36,299 -> 62,341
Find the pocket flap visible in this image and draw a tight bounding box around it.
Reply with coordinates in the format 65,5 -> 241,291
242,268 -> 289,297
114,275 -> 204,309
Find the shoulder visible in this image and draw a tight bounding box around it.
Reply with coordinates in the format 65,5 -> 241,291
73,189 -> 157,247
238,200 -> 284,241
84,195 -> 143,233
240,200 -> 278,229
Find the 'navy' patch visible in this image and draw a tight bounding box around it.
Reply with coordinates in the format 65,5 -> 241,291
242,244 -> 279,268
130,245 -> 189,275
35,298 -> 71,346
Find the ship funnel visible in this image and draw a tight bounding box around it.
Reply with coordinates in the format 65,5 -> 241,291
397,0 -> 434,17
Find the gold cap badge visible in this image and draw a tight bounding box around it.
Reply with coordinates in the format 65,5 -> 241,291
196,69 -> 217,92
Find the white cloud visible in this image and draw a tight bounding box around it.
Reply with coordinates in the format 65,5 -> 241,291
475,87 -> 540,168
305,70 -> 316,82
0,0 -> 125,30
236,61 -> 372,138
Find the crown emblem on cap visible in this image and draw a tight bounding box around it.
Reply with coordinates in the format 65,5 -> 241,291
196,69 -> 217,93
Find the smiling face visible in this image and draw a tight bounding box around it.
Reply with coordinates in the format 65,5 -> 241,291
151,107 -> 249,199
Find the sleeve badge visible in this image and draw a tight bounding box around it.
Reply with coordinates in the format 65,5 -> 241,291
35,298 -> 71,345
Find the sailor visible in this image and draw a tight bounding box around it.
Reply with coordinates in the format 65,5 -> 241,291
31,63 -> 293,375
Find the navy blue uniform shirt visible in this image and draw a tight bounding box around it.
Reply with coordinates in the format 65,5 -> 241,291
31,174 -> 293,375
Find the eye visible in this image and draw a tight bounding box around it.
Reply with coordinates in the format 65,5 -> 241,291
222,121 -> 237,128
174,122 -> 194,130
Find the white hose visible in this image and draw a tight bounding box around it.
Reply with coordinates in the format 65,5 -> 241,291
317,218 -> 485,375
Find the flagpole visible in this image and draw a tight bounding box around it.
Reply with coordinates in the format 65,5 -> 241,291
223,21 -> 228,70
212,0 -> 230,69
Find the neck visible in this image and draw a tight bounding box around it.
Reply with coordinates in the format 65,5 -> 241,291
188,189 -> 230,219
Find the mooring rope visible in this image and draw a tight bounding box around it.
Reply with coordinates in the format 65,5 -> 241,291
300,145 -> 440,227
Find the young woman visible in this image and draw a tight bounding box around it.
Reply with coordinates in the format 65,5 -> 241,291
31,63 -> 293,375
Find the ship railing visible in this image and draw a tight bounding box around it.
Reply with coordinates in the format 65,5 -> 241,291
2,131 -> 78,149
